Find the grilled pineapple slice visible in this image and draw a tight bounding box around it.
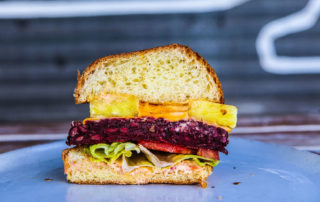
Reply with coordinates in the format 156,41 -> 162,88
90,94 -> 139,118
189,100 -> 237,129
89,94 -> 237,129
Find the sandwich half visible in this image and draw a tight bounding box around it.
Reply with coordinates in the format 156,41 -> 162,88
63,44 -> 237,187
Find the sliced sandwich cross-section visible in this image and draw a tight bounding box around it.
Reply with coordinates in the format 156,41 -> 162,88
63,44 -> 237,187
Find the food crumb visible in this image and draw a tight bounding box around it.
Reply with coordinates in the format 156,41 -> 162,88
217,196 -> 222,200
45,178 -> 52,181
250,173 -> 254,176
233,182 -> 241,185
200,181 -> 208,188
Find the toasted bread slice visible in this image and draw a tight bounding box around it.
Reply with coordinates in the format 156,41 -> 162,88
74,44 -> 224,104
62,147 -> 213,186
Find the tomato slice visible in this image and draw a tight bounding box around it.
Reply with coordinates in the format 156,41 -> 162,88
138,141 -> 220,161
197,148 -> 220,160
139,141 -> 195,154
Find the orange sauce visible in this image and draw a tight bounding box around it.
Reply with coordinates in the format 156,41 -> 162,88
138,102 -> 189,121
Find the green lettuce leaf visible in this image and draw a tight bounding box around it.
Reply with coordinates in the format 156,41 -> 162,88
157,153 -> 219,167
86,142 -> 219,172
88,142 -> 140,163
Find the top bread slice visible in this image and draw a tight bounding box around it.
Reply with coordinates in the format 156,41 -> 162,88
74,44 -> 224,104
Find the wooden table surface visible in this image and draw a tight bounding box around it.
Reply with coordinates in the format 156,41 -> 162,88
1,115 -> 320,154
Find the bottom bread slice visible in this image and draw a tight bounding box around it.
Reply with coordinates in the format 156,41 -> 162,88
62,147 -> 213,186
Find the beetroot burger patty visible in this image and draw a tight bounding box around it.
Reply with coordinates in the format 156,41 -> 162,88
67,117 -> 229,154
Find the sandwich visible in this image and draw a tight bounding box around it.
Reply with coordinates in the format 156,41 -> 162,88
62,44 -> 237,187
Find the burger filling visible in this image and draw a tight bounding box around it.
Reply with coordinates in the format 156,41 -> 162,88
66,94 -> 237,171
68,117 -> 228,154
82,142 -> 219,172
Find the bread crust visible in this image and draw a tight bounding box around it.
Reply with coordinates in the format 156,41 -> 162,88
62,147 -> 213,186
74,44 -> 224,104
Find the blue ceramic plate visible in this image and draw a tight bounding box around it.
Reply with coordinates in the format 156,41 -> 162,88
0,138 -> 319,202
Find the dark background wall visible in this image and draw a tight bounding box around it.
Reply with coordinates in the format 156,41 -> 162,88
1,0 -> 320,123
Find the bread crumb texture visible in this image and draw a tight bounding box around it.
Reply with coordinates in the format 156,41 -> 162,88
75,44 -> 223,104
62,147 -> 213,185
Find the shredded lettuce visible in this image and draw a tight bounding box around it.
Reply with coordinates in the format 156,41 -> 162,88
86,142 -> 219,172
